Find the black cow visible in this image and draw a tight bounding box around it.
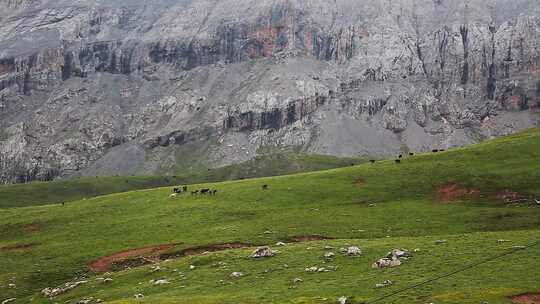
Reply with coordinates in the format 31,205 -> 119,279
432,149 -> 439,153
440,149 -> 446,152
369,160 -> 376,164
409,153 -> 415,156
395,159 -> 401,164
191,190 -> 199,195
183,186 -> 188,192
200,188 -> 210,194
173,187 -> 179,193
398,154 -> 403,158
211,190 -> 218,195
262,185 -> 269,190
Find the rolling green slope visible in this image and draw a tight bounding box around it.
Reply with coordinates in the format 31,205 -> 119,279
1,128 -> 540,303
0,153 -> 364,208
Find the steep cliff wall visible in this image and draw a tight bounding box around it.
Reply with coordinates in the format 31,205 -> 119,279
0,0 -> 539,183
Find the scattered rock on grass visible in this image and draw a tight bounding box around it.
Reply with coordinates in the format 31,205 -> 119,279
251,246 -> 277,258
435,240 -> 447,245
338,296 -> 348,304
317,268 -> 329,272
276,242 -> 286,246
230,272 -> 244,278
324,252 -> 335,259
1,299 -> 16,304
372,258 -> 401,269
293,278 -> 303,283
375,280 -> 393,288
305,266 -> 330,273
134,294 -> 144,299
153,279 -> 170,285
305,266 -> 319,272
345,246 -> 362,256
41,281 -> 88,298
373,248 -> 412,269
387,249 -> 411,260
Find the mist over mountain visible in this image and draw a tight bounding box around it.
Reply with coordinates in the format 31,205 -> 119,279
1,0 -> 539,183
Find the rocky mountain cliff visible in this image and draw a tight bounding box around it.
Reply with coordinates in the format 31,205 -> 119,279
1,0 -> 539,183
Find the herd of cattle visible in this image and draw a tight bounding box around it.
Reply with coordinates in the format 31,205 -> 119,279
367,148 -> 446,164
169,184 -> 270,198
170,186 -> 217,197
170,149 -> 447,198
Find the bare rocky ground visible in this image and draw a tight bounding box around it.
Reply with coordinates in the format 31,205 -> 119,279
0,0 -> 539,183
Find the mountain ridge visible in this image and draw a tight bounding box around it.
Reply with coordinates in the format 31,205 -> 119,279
0,0 -> 539,183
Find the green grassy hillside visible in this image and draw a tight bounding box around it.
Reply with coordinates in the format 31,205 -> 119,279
0,153 -> 363,208
1,128 -> 540,303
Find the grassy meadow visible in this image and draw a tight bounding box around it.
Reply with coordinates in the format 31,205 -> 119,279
0,153 -> 364,208
0,128 -> 539,303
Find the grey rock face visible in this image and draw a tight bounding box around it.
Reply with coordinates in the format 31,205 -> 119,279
1,0 -> 539,183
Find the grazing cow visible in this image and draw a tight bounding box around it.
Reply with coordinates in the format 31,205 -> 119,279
398,155 -> 403,158
395,159 -> 401,164
183,186 -> 188,192
191,190 -> 199,195
432,149 -> 439,153
370,160 -> 376,164
262,185 -> 269,190
173,187 -> 179,193
61,202 -> 65,206
200,188 -> 210,194
351,163 -> 355,166
409,153 -> 414,156
210,189 -> 218,195
440,149 -> 446,152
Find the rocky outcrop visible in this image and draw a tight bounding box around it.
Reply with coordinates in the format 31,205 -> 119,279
0,0 -> 539,183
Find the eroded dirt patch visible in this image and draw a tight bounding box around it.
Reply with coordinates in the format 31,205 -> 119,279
160,242 -> 254,260
0,242 -> 40,251
510,293 -> 540,304
88,244 -> 179,272
289,235 -> 333,242
90,242 -> 254,272
435,183 -> 480,202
